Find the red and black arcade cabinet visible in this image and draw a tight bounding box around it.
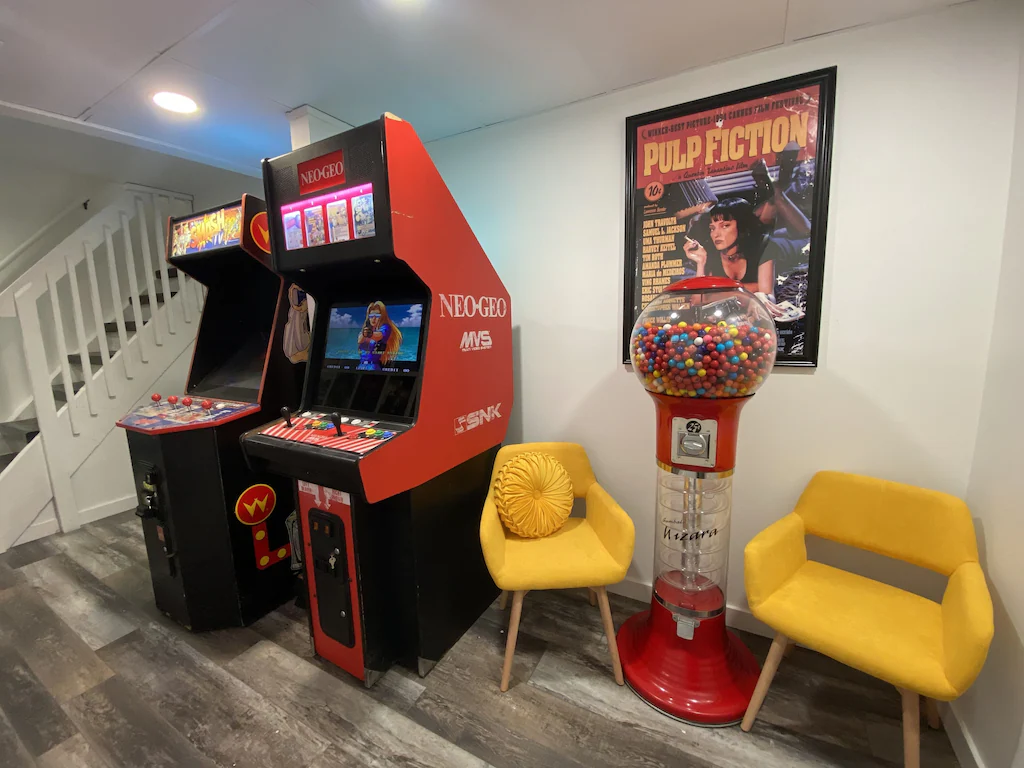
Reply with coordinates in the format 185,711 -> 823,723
241,114 -> 513,685
117,196 -> 305,631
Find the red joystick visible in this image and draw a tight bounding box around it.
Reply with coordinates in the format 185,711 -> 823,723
201,400 -> 213,411
182,397 -> 193,408
167,395 -> 179,406
151,393 -> 161,403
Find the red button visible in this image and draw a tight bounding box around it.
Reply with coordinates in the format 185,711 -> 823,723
201,400 -> 213,410
151,393 -> 161,402
182,397 -> 193,407
167,395 -> 179,405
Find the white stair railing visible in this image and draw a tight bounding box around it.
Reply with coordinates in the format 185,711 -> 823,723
0,185 -> 199,549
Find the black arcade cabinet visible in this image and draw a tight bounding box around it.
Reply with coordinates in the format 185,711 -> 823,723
116,196 -> 306,630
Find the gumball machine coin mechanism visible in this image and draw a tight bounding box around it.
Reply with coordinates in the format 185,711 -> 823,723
617,276 -> 778,726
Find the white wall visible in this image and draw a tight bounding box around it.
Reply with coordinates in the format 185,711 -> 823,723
956,7 -> 1024,768
0,163 -> 105,259
430,0 -> 1018,612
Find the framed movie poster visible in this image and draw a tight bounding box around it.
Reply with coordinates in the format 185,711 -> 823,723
623,68 -> 836,366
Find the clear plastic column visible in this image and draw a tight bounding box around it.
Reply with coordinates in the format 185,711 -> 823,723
653,466 -> 733,618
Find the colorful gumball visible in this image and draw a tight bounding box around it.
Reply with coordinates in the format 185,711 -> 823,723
630,283 -> 777,399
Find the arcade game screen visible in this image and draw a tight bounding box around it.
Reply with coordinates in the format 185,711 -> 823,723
317,300 -> 424,418
193,332 -> 270,402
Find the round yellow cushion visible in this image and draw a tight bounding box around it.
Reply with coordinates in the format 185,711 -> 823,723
493,452 -> 574,538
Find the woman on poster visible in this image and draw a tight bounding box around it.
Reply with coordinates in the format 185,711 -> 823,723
683,198 -> 783,316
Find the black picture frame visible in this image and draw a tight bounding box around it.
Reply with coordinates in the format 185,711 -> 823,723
623,67 -> 837,367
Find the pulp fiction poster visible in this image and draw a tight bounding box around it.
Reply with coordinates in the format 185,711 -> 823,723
623,68 -> 836,366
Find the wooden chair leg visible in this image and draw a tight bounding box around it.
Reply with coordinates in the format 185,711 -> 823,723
741,633 -> 789,732
924,696 -> 942,730
498,590 -> 508,610
594,586 -> 623,685
900,688 -> 921,768
588,588 -> 597,606
499,591 -> 525,692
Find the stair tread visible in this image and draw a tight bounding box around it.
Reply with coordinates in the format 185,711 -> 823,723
0,418 -> 39,434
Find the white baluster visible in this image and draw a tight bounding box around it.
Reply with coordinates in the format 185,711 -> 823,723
82,240 -> 114,398
154,194 -> 176,335
46,268 -> 81,436
104,225 -> 132,380
135,197 -> 163,346
13,284 -> 77,528
64,252 -> 97,416
120,210 -> 148,364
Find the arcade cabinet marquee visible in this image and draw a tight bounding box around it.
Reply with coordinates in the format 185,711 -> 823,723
117,195 -> 305,631
242,114 -> 513,685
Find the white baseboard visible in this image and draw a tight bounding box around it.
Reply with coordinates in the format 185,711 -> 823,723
945,701 -> 985,768
607,577 -> 774,639
607,576 -> 652,603
76,494 -> 137,527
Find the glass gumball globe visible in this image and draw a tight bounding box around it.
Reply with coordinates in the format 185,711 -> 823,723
630,278 -> 778,399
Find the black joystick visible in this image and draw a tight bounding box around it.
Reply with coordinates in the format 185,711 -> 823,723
280,407 -> 293,428
330,412 -> 343,437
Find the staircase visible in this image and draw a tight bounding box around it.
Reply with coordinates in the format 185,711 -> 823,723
0,187 -> 201,551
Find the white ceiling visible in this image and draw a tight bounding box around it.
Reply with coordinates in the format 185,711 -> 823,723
0,0 -> 963,175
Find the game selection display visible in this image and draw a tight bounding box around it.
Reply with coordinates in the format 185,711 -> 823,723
280,183 -> 375,251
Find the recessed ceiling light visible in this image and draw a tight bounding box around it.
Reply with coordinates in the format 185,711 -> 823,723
153,91 -> 198,114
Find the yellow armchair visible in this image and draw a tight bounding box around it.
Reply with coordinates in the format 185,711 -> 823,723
480,442 -> 635,691
741,471 -> 993,768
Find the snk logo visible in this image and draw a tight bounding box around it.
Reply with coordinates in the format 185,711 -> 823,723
460,330 -> 492,352
454,403 -> 502,435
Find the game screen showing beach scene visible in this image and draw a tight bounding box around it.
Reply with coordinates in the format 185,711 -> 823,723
323,301 -> 422,374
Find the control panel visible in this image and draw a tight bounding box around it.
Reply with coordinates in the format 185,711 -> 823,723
256,409 -> 405,456
671,416 -> 718,469
117,394 -> 260,434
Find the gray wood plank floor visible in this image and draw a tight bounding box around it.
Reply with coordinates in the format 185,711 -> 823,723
0,511 -> 961,767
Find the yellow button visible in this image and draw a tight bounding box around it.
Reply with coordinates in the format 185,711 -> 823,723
255,530 -> 266,541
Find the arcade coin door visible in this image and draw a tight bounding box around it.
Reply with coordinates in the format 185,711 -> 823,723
116,195 -> 305,631
242,115 -> 513,685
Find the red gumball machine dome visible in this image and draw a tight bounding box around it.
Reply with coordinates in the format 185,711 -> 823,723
618,277 -> 779,726
629,276 -> 777,399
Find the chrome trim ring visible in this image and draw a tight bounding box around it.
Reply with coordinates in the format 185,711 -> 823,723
655,460 -> 734,479
654,589 -> 725,619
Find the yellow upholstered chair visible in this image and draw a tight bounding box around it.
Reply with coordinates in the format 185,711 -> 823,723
480,442 -> 635,691
742,471 -> 993,768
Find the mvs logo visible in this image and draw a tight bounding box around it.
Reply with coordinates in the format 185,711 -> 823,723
454,403 -> 502,434
297,150 -> 345,195
460,330 -> 492,352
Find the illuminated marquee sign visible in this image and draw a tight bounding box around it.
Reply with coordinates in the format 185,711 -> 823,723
171,205 -> 242,256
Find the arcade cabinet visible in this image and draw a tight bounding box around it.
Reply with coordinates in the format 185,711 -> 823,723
241,114 -> 512,686
117,196 -> 305,631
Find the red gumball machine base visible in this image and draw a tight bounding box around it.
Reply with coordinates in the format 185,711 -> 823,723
617,593 -> 760,726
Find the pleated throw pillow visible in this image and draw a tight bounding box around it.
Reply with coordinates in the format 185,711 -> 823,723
493,452 -> 574,538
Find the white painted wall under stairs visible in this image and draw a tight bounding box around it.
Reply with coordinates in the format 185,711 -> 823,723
0,186 -> 204,551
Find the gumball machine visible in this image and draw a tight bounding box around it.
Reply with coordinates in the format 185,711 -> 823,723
617,277 -> 777,725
